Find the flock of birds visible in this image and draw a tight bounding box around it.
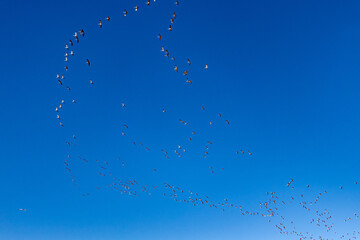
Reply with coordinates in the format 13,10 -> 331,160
17,1 -> 360,239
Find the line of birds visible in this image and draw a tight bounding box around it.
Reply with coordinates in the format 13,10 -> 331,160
46,1 -> 360,240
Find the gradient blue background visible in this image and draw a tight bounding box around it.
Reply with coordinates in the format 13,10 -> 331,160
1,0 -> 360,239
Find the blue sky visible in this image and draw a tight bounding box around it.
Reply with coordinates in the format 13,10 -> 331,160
1,0 -> 360,239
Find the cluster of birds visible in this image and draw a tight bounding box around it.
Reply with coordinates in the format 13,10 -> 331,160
30,1 -> 360,240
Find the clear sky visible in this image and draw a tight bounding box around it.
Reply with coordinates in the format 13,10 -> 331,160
1,0 -> 360,239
